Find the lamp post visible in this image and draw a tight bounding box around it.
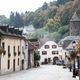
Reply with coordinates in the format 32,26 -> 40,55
72,41 -> 76,78
77,53 -> 80,80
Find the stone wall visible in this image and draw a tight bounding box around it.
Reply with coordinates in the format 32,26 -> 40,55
70,21 -> 80,36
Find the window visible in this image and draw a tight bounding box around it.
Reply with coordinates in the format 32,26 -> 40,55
13,46 -> 16,56
44,45 -> 49,49
52,45 -> 57,48
52,51 -> 55,54
55,51 -> 58,54
8,60 -> 10,69
8,45 -> 11,57
52,51 -> 58,54
18,58 -> 19,66
42,51 -> 47,55
2,42 -> 6,56
22,46 -> 24,54
18,46 -> 19,52
18,46 -> 20,56
2,42 -> 5,49
13,46 -> 15,53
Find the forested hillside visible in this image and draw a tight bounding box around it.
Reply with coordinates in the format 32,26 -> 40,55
0,0 -> 80,42
27,0 -> 80,42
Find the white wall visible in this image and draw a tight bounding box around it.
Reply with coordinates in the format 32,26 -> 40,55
0,36 -> 28,75
38,41 -> 66,64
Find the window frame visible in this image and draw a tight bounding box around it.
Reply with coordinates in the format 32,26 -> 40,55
42,51 -> 47,55
44,45 -> 49,49
52,45 -> 57,49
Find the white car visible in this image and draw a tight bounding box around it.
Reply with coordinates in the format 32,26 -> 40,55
56,61 -> 63,65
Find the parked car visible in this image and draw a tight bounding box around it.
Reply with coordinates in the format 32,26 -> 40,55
56,61 -> 63,65
63,64 -> 67,68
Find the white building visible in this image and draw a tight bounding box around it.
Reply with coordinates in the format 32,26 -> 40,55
0,25 -> 28,75
38,41 -> 65,64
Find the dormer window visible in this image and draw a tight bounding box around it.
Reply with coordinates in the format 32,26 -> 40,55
52,45 -> 57,48
44,45 -> 49,49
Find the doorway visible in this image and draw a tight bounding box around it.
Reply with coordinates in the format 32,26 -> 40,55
48,58 -> 51,63
53,57 -> 59,64
22,60 -> 24,70
44,58 -> 48,64
13,59 -> 15,71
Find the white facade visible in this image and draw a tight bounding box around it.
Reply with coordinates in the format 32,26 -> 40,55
0,36 -> 28,75
38,41 -> 66,64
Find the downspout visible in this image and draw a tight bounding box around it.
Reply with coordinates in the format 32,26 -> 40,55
20,39 -> 22,70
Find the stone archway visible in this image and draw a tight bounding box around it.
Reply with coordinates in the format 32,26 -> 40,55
53,57 -> 59,64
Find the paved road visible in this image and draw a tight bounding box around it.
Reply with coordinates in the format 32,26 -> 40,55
0,65 -> 78,80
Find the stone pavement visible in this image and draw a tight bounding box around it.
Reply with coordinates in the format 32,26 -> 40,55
58,66 -> 79,80
0,65 -> 79,80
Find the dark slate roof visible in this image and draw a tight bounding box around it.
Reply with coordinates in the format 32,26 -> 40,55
58,36 -> 80,49
59,36 -> 79,41
66,41 -> 74,50
63,40 -> 72,49
0,25 -> 24,38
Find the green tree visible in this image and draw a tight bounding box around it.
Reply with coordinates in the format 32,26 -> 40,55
14,12 -> 24,27
57,0 -> 70,5
9,12 -> 24,27
0,15 -> 9,25
58,25 -> 69,35
45,16 -> 61,32
9,12 -> 15,26
34,50 -> 40,67
50,32 -> 61,42
45,18 -> 54,32
25,12 -> 34,26
42,2 -> 48,10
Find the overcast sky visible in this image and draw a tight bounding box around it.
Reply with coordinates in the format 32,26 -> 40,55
0,0 -> 56,17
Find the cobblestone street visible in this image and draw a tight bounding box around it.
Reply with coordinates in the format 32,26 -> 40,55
0,65 -> 78,80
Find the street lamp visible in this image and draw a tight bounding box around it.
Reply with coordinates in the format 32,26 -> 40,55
77,53 -> 80,80
72,41 -> 76,78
